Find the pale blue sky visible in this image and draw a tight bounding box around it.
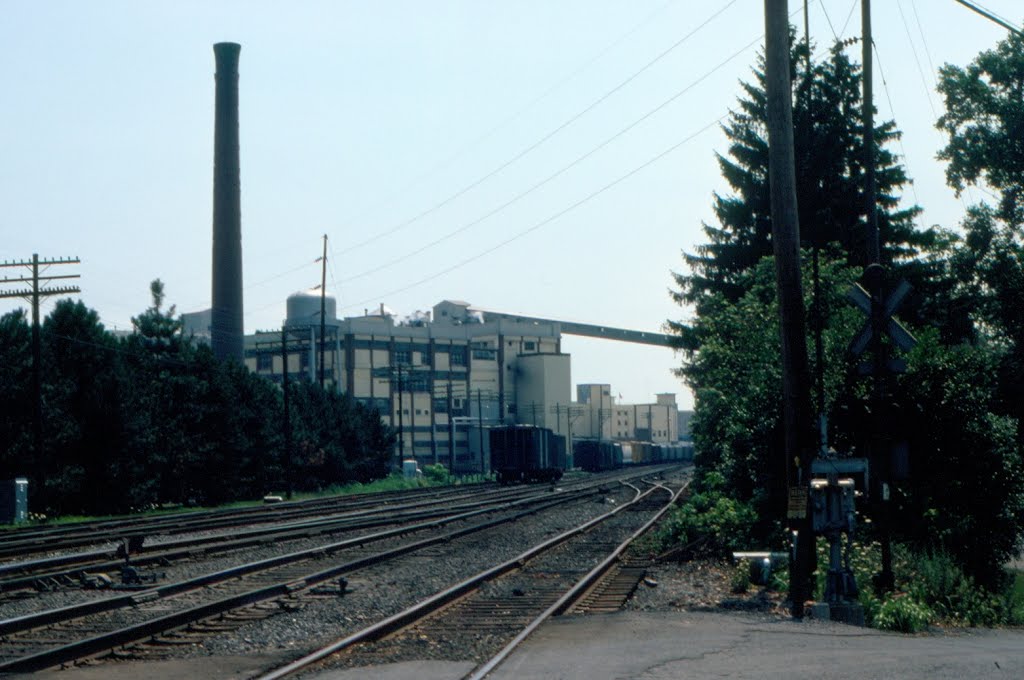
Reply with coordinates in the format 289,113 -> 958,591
1,0 -> 1018,409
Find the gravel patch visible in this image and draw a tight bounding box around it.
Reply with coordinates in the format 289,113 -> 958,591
625,560 -> 788,619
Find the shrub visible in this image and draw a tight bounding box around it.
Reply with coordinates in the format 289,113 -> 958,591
874,595 -> 932,633
872,593 -> 929,630
656,487 -> 758,560
905,551 -> 1004,627
421,463 -> 451,485
730,563 -> 750,594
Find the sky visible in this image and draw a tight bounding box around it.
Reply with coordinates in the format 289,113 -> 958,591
1,0 -> 1020,410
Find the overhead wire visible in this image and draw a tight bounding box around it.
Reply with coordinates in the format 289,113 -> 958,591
339,29 -> 767,285
894,0 -> 940,121
838,0 -> 859,38
872,41 -> 927,231
341,116 -> 727,312
171,1 -> 738,320
329,0 -> 683,238
330,0 -> 740,259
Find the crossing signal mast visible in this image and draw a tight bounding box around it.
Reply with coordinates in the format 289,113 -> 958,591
0,254 -> 81,465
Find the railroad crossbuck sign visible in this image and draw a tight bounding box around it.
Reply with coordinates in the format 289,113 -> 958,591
846,280 -> 917,372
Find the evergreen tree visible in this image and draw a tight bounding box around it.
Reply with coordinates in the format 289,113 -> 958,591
670,41 -> 928,348
131,279 -> 183,354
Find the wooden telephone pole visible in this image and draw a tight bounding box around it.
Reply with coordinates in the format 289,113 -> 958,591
0,254 -> 81,468
763,0 -> 816,617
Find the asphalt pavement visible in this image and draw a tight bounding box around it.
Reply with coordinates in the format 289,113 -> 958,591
315,610 -> 1024,680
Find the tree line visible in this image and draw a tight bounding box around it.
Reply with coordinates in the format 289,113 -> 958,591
669,31 -> 1024,603
0,281 -> 395,516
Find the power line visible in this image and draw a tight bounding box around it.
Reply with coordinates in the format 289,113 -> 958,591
328,0 -> 683,238
871,41 -> 927,231
952,0 -> 1022,35
330,0 -> 740,260
895,0 -> 940,121
909,0 -> 940,86
340,115 -> 725,313
168,1 -> 738,320
838,0 -> 859,39
339,29 -> 765,285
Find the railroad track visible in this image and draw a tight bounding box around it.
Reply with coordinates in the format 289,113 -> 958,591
255,475 -> 685,679
0,483 -> 554,596
0,474 -> 654,674
0,482 -> 497,564
0,468 -> 671,598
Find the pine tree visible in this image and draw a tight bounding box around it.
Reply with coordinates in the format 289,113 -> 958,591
670,41 -> 927,348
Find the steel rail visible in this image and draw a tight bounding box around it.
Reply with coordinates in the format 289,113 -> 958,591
0,483 -> 589,637
466,481 -> 686,680
0,483 -> 497,561
253,480 -> 671,680
0,479 -> 628,672
0,467 -> 655,562
0,483 -> 558,592
0,467 -> 671,589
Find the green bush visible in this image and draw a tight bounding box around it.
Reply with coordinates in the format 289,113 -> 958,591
874,595 -> 932,633
421,463 -> 451,485
905,551 -> 1005,627
1007,571 -> 1024,625
730,563 -> 750,594
656,487 -> 758,560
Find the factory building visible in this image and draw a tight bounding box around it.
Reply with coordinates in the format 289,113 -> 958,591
186,295 -> 682,473
182,43 -> 681,473
573,385 -> 679,444
239,298 -> 571,473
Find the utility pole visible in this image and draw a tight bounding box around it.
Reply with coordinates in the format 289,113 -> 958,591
763,0 -> 816,618
317,234 -> 328,390
860,0 -> 895,594
447,383 -> 455,472
281,327 -> 293,499
477,389 -> 485,469
0,254 -> 80,469
396,363 -> 405,461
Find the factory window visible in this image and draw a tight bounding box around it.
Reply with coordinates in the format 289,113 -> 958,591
395,349 -> 411,364
257,353 -> 272,371
433,398 -> 448,414
420,349 -> 431,365
450,347 -> 467,366
300,352 -> 310,369
524,341 -> 536,351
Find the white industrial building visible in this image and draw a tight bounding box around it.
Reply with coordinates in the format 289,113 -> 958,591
186,296 -> 680,472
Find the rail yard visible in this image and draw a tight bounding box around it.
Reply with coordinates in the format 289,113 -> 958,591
0,466 -> 688,677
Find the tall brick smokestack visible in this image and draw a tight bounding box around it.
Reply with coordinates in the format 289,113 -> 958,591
211,42 -> 243,363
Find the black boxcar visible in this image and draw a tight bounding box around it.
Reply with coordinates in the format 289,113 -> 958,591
490,425 -> 565,484
573,439 -> 623,472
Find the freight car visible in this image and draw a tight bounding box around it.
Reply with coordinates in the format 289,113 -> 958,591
573,439 -> 623,472
616,441 -> 695,466
489,425 -> 566,484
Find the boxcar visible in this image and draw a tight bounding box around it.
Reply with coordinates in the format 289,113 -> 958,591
573,439 -> 623,472
489,425 -> 565,484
